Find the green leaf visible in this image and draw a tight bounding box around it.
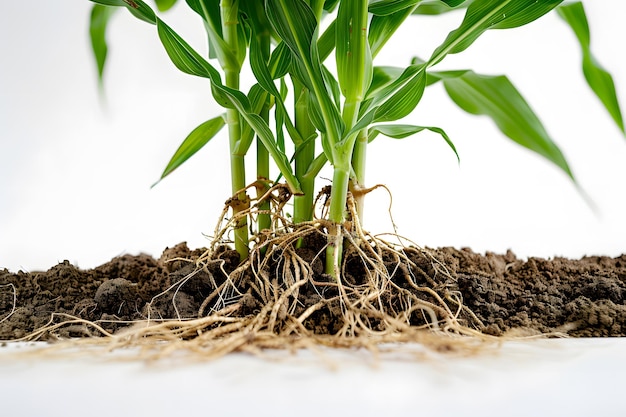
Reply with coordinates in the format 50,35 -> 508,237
317,18 -> 336,62
428,0 -> 562,67
367,66 -> 405,98
249,28 -> 282,99
162,28 -> 301,190
184,0 -> 222,60
369,0 -> 421,16
368,124 -> 459,162
90,0 -> 157,23
369,6 -> 417,58
155,0 -> 177,12
265,0 -> 317,62
266,0 -> 344,148
414,0 -> 469,15
336,0 -> 373,99
374,67 -> 426,122
322,65 -> 342,109
90,0 -> 126,6
185,0 -> 241,71
557,2 -> 625,135
105,0 -> 302,193
438,70 -> 574,179
154,114 -> 226,186
237,84 -> 269,154
89,5 -> 116,86
156,20 -> 215,78
267,42 -> 292,80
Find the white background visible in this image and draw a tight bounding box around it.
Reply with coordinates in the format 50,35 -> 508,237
1,1 -> 625,272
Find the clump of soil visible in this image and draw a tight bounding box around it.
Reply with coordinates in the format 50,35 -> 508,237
1,241 -> 625,342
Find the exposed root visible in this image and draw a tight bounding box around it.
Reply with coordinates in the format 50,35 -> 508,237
0,284 -> 17,325
3,183 -> 522,361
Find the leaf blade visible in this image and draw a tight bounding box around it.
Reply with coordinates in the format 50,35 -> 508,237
89,4 -> 116,86
154,115 -> 226,186
441,70 -> 574,179
368,124 -> 459,162
428,0 -> 562,67
557,2 -> 625,134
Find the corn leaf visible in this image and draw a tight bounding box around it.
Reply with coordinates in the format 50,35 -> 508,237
236,84 -> 269,155
267,42 -> 292,80
89,4 -> 116,86
373,66 -> 426,122
318,19 -> 336,61
367,66 -> 405,98
414,0 -> 469,15
369,3 -> 417,58
91,0 -> 301,192
369,0 -> 421,16
184,0 -> 221,60
156,20 -> 302,192
429,0 -> 562,67
184,0 -> 241,71
248,34 -> 302,151
266,0 -> 344,147
435,70 -> 574,179
336,0 -> 372,100
557,2 -> 625,135
154,114 -> 226,186
368,124 -> 459,163
90,0 -> 126,6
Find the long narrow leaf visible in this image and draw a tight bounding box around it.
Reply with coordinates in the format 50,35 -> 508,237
374,68 -> 426,122
266,0 -> 344,148
557,2 -> 625,134
153,115 -> 226,186
369,0 -> 421,16
368,124 -> 459,162
90,0 -> 156,23
428,0 -> 562,67
436,70 -> 574,179
369,6 -> 417,58
90,0 -> 302,193
155,20 -> 302,192
89,5 -> 116,86
414,0 -> 469,15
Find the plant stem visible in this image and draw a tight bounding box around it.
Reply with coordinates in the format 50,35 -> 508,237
293,79 -> 316,225
350,128 -> 368,221
256,30 -> 271,236
324,0 -> 371,277
325,164 -> 350,276
222,0 -> 248,261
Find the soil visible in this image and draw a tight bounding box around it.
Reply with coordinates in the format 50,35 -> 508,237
1,242 -> 625,341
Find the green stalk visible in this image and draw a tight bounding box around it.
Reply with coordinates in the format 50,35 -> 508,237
256,30 -> 271,236
350,128 -> 368,221
293,78 -> 316,225
221,0 -> 248,261
325,0 -> 371,277
325,163 -> 350,276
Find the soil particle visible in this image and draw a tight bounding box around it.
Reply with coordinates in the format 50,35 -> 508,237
1,244 -> 625,340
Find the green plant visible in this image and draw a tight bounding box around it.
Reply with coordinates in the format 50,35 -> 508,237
88,0 -> 623,278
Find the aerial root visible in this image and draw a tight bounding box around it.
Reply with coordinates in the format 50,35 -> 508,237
5,183 -> 512,361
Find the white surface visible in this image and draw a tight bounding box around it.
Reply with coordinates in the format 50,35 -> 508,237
0,338 -> 624,417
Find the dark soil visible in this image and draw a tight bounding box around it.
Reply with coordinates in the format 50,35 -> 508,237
1,242 -> 625,340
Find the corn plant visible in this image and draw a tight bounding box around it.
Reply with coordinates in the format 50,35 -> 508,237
88,0 -> 623,278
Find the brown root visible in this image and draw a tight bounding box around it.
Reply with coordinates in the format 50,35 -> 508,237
5,183 -> 514,361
